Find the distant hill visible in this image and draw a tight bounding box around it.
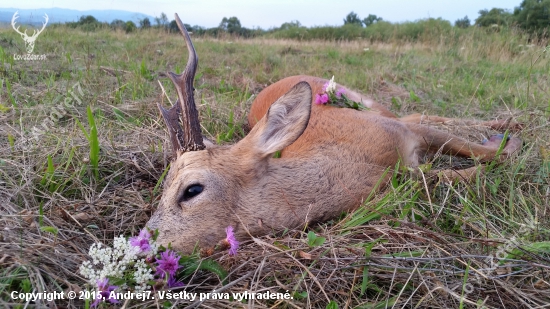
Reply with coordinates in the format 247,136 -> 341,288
0,7 -> 154,26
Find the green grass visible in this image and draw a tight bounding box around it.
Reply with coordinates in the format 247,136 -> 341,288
0,25 -> 549,308
75,106 -> 100,180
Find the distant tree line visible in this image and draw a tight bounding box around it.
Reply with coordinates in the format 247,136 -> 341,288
343,11 -> 383,27
340,1 -> 549,37
65,15 -> 106,31
66,15 -> 139,33
63,0 -> 550,40
458,0 -> 550,36
65,12 -> 264,37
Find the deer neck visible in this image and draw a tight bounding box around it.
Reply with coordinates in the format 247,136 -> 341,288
238,155 -> 368,235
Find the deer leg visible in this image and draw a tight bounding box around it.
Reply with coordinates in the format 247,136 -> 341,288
407,124 -> 522,162
400,113 -> 523,132
426,135 -> 520,182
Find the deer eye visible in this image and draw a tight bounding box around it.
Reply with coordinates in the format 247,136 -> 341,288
181,184 -> 204,202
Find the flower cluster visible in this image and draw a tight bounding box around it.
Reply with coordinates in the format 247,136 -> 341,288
315,76 -> 367,110
79,236 -> 143,284
79,226 -> 239,307
315,76 -> 344,104
79,229 -> 166,307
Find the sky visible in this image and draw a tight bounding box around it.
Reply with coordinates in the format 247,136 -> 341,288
5,0 -> 523,29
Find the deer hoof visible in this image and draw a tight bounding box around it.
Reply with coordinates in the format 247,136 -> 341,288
482,134 -> 522,156
482,134 -> 508,146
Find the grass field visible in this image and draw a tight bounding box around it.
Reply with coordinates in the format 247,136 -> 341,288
1,25 -> 549,308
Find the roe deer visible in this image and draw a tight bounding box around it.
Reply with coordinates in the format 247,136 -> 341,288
146,14 -> 522,254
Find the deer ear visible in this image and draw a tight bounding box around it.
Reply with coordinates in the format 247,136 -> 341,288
202,136 -> 216,149
245,81 -> 312,158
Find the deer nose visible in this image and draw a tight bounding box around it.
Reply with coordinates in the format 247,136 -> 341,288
145,213 -> 160,230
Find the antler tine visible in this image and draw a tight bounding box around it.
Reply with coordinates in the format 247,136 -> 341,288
157,100 -> 185,154
31,13 -> 48,38
11,11 -> 19,25
166,13 -> 205,153
39,14 -> 49,33
11,11 -> 25,36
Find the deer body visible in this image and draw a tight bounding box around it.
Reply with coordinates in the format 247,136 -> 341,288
146,15 -> 522,254
247,75 -> 420,166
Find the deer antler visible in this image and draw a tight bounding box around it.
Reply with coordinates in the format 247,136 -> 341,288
11,11 -> 27,37
157,13 -> 205,155
31,14 -> 49,38
11,12 -> 49,38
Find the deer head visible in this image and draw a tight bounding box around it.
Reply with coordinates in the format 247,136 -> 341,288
11,11 -> 49,54
147,14 -> 313,253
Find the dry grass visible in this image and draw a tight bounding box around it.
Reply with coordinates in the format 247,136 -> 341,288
0,26 -> 549,308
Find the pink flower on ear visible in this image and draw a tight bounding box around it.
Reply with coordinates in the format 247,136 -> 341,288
315,93 -> 329,104
336,88 -> 345,98
225,226 -> 239,256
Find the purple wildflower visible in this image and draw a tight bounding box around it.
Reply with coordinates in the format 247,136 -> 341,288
155,250 -> 181,278
315,93 -> 329,104
91,278 -> 119,308
335,88 -> 345,98
167,275 -> 185,288
225,226 -> 240,256
130,228 -> 152,254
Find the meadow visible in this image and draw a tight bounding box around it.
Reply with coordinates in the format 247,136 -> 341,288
0,24 -> 549,308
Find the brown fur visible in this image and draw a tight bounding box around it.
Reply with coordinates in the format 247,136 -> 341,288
147,76 -> 522,253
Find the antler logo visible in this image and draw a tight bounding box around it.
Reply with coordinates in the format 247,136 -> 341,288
11,11 -> 49,54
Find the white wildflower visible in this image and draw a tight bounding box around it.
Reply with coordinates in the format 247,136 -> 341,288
325,76 -> 337,94
79,235 -> 141,285
133,259 -> 154,293
149,242 -> 160,257
79,229 -> 163,294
